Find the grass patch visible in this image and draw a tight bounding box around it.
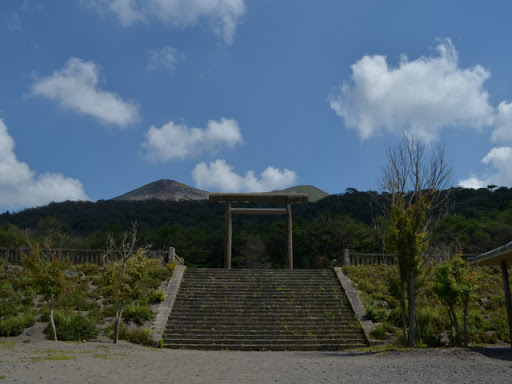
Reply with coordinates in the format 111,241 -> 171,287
44,355 -> 75,361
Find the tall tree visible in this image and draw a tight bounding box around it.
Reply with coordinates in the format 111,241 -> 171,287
379,134 -> 452,347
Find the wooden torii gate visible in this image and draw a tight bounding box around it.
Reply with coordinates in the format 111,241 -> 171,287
209,193 -> 309,269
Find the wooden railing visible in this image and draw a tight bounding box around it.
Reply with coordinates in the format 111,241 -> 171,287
335,250 -> 478,267
0,247 -> 181,265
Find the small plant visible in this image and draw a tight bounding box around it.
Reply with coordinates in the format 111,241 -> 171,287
365,305 -> 381,322
123,304 -> 154,326
150,289 -> 165,302
158,338 -> 164,348
45,311 -> 98,341
108,323 -> 153,346
370,322 -> 395,340
0,312 -> 36,337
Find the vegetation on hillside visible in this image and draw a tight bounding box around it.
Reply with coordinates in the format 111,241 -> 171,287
344,264 -> 510,347
0,252 -> 173,344
1,186 -> 512,268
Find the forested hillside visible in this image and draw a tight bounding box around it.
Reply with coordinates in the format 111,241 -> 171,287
1,187 -> 512,268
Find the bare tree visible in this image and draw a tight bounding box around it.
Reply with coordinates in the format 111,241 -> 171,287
378,133 -> 453,347
103,222 -> 151,344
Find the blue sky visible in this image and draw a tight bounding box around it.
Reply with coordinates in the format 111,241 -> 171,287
2,0 -> 512,212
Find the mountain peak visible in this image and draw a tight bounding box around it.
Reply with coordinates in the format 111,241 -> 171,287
112,179 -> 209,202
273,185 -> 329,202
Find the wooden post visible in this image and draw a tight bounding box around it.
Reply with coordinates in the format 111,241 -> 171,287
286,202 -> 293,270
501,260 -> 512,348
225,201 -> 232,269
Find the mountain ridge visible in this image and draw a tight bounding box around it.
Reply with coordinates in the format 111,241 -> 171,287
112,179 -> 330,202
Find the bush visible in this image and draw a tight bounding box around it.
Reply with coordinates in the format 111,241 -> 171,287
491,309 -> 511,343
370,322 -> 395,340
123,304 -> 154,325
45,311 -> 98,341
86,306 -> 105,323
124,327 -> 153,346
418,323 -> 445,347
107,323 -> 153,346
474,331 -> 498,345
57,284 -> 98,311
0,312 -> 36,336
75,263 -> 101,277
365,305 -> 381,322
150,289 -> 165,303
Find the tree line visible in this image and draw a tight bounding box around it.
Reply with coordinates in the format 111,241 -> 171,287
1,185 -> 512,269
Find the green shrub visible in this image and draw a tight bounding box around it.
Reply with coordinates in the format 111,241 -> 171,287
416,306 -> 445,330
106,323 -> 153,346
474,331 -> 498,345
57,285 -> 98,311
370,322 -> 395,340
491,309 -> 511,343
0,312 -> 36,336
86,306 -> 105,323
75,263 -> 101,277
123,304 -> 154,325
125,327 -> 153,346
102,304 -> 116,318
150,289 -> 165,302
365,305 -> 381,322
486,295 -> 504,311
45,311 -> 98,341
388,307 -> 403,328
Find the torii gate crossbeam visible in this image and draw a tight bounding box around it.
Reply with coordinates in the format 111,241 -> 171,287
209,193 -> 309,269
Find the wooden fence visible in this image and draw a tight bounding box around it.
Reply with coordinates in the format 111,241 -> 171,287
0,247 -> 176,265
335,250 -> 478,267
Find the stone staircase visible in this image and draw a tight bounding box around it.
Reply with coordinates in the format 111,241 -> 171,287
163,269 -> 368,351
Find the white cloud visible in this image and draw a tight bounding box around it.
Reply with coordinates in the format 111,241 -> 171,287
0,120 -> 88,210
144,118 -> 242,161
459,147 -> 512,188
329,38 -> 494,143
491,101 -> 512,143
107,0 -> 145,26
147,46 -> 179,71
90,0 -> 246,44
192,159 -> 298,192
31,57 -> 140,127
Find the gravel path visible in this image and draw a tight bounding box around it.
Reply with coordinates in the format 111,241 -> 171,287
1,339 -> 511,384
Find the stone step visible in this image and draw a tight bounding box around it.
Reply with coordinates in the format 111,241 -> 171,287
166,325 -> 361,332
165,337 -> 366,345
168,311 -> 355,318
162,343 -> 367,351
183,270 -> 331,273
170,309 -> 354,316
167,330 -> 363,340
169,311 -> 355,319
162,268 -> 367,351
166,320 -> 359,328
176,294 -> 343,299
171,301 -> 351,307
175,293 -> 345,299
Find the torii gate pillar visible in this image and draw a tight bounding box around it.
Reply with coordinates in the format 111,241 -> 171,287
209,193 -> 309,269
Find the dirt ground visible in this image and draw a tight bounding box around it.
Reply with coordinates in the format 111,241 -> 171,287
1,325 -> 511,384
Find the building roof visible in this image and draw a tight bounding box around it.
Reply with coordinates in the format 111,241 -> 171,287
468,241 -> 512,265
